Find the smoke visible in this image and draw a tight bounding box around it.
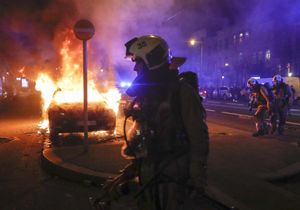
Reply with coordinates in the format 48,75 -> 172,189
74,0 -> 241,80
242,0 -> 300,28
4,0 -> 296,83
0,0 -> 78,79
73,0 -> 184,80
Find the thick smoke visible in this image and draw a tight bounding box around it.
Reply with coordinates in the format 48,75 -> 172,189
74,0 -> 185,80
4,0 -> 295,83
244,0 -> 300,27
0,0 -> 78,80
73,0 -> 240,80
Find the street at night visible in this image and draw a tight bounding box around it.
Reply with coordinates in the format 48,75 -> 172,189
1,0 -> 300,210
0,99 -> 299,209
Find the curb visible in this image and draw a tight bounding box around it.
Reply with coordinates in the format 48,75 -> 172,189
41,148 -> 118,185
41,147 -> 245,210
259,162 -> 300,182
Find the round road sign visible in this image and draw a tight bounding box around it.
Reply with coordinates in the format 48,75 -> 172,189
73,19 -> 95,40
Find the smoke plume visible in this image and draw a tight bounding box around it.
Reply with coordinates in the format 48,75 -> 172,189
2,0 -> 297,82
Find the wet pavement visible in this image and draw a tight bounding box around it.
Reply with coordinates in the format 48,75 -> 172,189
41,119 -> 300,210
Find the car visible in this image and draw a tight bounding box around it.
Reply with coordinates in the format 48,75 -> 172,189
48,102 -> 116,140
199,88 -> 208,100
212,87 -> 232,100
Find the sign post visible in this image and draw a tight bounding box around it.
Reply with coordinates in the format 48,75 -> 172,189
73,19 -> 95,152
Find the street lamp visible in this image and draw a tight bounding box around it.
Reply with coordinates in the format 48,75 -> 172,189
188,38 -> 197,46
188,38 -> 203,78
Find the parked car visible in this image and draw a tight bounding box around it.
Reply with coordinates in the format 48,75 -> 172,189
212,87 -> 232,100
199,88 -> 208,100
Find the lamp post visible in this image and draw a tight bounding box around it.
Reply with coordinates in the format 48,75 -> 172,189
188,38 -> 203,79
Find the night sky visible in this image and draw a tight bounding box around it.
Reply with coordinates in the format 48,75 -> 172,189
0,0 -> 299,80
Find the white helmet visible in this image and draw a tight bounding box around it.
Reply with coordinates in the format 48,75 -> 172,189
125,35 -> 171,70
272,74 -> 282,84
247,77 -> 258,87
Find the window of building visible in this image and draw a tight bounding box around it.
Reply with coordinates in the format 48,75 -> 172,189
265,49 -> 271,61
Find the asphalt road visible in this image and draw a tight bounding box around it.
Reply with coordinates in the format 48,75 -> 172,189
0,118 -> 101,210
0,99 -> 299,210
204,99 -> 300,144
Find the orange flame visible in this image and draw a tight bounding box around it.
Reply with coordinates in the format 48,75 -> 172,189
35,35 -> 121,130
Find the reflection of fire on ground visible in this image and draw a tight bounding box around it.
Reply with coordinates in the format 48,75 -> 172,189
35,33 -> 121,139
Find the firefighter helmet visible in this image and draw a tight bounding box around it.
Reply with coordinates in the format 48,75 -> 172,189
247,77 -> 258,87
125,35 -> 171,70
272,74 -> 282,84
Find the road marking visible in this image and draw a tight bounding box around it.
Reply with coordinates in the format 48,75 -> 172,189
221,111 -> 252,119
225,103 -> 245,106
290,108 -> 300,112
286,121 -> 300,126
221,112 -> 300,126
206,109 -> 216,112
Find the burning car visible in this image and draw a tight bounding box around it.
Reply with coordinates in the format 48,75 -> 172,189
34,35 -> 121,141
48,101 -> 116,140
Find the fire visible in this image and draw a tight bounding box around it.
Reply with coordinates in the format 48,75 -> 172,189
35,73 -> 57,114
35,35 -> 121,130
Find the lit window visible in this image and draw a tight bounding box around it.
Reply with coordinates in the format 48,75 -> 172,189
239,33 -> 244,43
265,49 -> 271,60
21,78 -> 29,88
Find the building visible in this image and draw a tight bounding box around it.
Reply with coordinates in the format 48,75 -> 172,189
202,19 -> 300,88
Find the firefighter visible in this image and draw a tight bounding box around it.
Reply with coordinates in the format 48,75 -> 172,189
270,74 -> 293,135
93,35 -> 209,210
247,77 -> 271,137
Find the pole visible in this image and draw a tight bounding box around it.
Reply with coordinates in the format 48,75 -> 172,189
200,44 -> 203,72
83,40 -> 88,152
197,42 -> 203,84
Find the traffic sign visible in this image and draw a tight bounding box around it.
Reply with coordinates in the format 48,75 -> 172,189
73,19 -> 95,40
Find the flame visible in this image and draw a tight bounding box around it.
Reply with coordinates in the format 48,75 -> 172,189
35,73 -> 57,114
35,34 -> 121,130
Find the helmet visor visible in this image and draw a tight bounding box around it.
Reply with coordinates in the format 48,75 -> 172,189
125,37 -> 138,59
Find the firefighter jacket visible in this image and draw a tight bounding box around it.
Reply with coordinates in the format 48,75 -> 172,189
251,84 -> 270,111
273,83 -> 293,107
124,67 -> 209,193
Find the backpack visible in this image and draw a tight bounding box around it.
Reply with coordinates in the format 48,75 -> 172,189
123,71 -> 207,159
263,82 -> 274,102
178,71 -> 206,119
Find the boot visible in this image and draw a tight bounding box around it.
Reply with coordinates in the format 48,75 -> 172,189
270,124 -> 277,134
263,125 -> 269,135
278,126 -> 284,135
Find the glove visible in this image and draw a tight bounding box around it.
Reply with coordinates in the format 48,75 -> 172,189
187,168 -> 207,199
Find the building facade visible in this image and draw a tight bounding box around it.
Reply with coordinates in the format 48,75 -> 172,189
201,21 -> 300,88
